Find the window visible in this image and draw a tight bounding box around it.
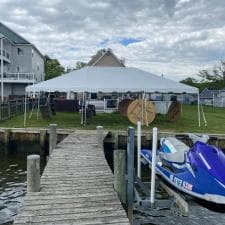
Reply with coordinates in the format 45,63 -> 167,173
16,66 -> 20,72
17,48 -> 24,55
37,65 -> 39,71
91,93 -> 97,99
32,49 -> 34,57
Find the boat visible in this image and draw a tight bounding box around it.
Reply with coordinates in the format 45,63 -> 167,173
141,134 -> 225,204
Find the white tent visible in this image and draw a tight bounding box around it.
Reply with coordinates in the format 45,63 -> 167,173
26,66 -> 198,94
24,66 -> 200,127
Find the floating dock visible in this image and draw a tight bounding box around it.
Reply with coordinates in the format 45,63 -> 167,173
14,130 -> 129,225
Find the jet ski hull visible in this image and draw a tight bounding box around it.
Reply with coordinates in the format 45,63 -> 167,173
141,148 -> 225,204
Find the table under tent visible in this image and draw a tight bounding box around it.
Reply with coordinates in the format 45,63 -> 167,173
24,66 -> 201,127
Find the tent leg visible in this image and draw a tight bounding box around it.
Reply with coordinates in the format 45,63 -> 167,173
84,92 -> 87,125
37,92 -> 40,120
141,92 -> 144,125
23,94 -> 27,127
197,93 -> 201,127
81,92 -> 84,125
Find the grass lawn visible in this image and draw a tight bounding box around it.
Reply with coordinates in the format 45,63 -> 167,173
0,104 -> 225,133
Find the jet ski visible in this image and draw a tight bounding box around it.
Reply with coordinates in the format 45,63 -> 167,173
141,134 -> 225,204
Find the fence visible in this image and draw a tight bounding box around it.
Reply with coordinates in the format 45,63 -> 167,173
0,99 -> 36,121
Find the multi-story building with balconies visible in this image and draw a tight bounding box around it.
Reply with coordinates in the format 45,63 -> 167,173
0,22 -> 44,98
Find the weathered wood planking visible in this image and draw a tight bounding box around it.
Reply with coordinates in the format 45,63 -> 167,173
14,130 -> 129,225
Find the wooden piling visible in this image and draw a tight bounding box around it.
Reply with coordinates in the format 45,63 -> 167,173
96,126 -> 103,149
4,128 -> 10,144
4,129 -> 10,153
127,127 -> 134,225
49,124 -> 57,156
114,149 -> 126,205
27,154 -> 40,192
113,132 -> 119,149
40,130 -> 47,148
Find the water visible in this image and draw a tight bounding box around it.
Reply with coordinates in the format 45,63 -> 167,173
0,143 -> 46,225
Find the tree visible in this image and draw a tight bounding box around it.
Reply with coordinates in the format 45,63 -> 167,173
180,76 -> 225,92
180,77 -> 198,86
198,61 -> 225,84
75,61 -> 87,69
44,55 -> 65,80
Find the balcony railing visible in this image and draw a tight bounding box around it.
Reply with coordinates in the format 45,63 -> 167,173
0,48 -> 10,62
0,73 -> 35,83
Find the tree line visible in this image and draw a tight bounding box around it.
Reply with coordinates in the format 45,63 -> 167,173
181,61 -> 225,92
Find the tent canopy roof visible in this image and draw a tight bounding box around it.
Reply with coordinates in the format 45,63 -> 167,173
26,66 -> 198,94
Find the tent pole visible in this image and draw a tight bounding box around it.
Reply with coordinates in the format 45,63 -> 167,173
197,92 -> 201,127
84,92 -> 87,125
37,92 -> 40,120
23,93 -> 27,127
145,94 -> 148,126
141,92 -> 144,125
81,92 -> 84,125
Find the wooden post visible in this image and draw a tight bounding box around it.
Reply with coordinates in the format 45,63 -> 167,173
27,154 -> 40,192
8,101 -> 10,118
40,129 -> 47,154
15,100 -> 18,114
4,128 -> 10,153
0,102 -> 2,121
49,124 -> 57,156
96,126 -> 103,149
114,149 -> 126,205
113,133 -> 119,149
127,127 -> 134,225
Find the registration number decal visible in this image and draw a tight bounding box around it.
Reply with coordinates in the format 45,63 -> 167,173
170,175 -> 193,191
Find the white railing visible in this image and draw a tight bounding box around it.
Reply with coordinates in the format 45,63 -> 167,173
86,99 -> 172,113
2,73 -> 35,82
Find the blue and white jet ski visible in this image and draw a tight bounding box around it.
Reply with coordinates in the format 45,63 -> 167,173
141,134 -> 225,204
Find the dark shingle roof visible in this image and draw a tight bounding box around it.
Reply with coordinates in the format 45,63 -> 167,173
0,22 -> 30,44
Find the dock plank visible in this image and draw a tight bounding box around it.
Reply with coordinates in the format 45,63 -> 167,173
14,131 -> 129,225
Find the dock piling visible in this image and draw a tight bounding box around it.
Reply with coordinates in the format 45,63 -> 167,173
96,126 -> 103,149
127,126 -> 135,225
27,154 -> 40,192
39,129 -> 47,150
49,124 -> 57,155
114,149 -> 126,205
3,128 -> 10,153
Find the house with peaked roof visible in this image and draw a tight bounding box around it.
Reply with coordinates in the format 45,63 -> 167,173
87,49 -> 125,67
82,49 -> 125,101
0,22 -> 44,98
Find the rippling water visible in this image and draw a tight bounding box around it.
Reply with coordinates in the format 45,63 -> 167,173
0,143 -> 46,225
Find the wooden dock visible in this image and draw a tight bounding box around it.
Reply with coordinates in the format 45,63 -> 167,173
14,130 -> 129,225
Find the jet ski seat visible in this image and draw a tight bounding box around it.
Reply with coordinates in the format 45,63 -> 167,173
159,137 -> 189,163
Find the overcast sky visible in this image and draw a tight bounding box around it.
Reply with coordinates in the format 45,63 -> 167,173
1,0 -> 225,81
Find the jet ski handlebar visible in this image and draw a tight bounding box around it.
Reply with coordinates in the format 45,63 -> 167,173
187,133 -> 209,144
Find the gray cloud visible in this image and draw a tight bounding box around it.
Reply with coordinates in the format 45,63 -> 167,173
0,0 -> 225,80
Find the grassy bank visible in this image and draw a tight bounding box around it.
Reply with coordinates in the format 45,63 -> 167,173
0,105 -> 225,133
